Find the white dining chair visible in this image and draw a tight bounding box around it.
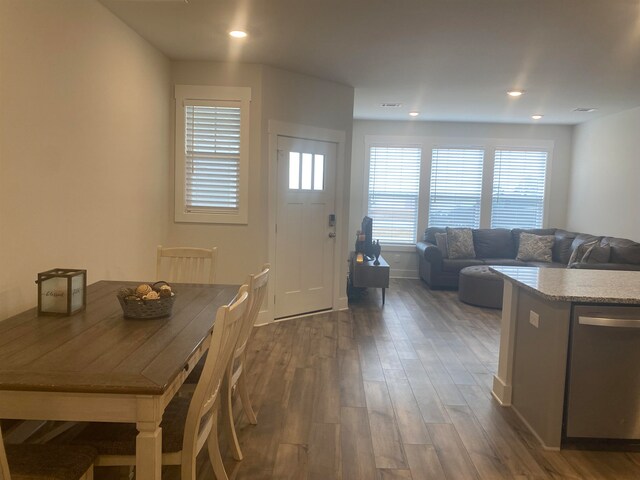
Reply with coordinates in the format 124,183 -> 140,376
222,264 -> 270,461
1,423 -> 97,480
69,284 -> 249,480
156,246 -> 218,284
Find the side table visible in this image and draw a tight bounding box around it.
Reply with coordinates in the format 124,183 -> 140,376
348,252 -> 390,304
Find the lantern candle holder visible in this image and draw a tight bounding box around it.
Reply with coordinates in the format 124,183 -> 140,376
36,268 -> 87,316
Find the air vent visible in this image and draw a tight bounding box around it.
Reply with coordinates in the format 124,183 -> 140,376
573,107 -> 597,113
380,103 -> 402,108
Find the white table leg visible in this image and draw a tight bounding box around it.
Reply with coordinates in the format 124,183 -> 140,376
136,421 -> 162,480
492,280 -> 518,405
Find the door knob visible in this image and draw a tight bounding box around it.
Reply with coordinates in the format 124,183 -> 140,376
328,232 -> 336,238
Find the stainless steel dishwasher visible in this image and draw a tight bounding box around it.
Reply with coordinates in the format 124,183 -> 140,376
565,305 -> 640,440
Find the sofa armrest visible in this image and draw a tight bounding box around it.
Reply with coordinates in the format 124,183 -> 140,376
416,241 -> 443,264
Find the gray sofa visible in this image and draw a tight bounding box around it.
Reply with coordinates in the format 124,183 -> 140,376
417,227 -> 640,289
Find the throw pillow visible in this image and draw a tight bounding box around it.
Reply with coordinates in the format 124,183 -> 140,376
568,239 -> 599,265
446,227 -> 476,259
516,233 -> 554,262
434,232 -> 449,258
581,245 -> 611,264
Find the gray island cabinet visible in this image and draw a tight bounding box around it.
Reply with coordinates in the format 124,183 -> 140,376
490,267 -> 640,450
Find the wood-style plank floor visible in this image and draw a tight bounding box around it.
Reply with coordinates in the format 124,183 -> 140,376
175,279 -> 640,479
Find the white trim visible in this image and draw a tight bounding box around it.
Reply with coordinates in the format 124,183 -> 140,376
174,85 -> 251,224
266,120 -> 347,325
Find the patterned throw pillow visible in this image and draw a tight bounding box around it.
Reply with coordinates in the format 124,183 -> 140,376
434,233 -> 449,258
568,239 -> 599,265
446,228 -> 476,259
516,233 -> 554,262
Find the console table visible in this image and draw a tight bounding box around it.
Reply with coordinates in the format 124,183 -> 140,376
348,252 -> 390,304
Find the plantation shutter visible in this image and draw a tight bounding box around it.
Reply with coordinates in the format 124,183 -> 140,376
428,148 -> 484,228
367,146 -> 422,244
491,149 -> 548,228
184,101 -> 241,214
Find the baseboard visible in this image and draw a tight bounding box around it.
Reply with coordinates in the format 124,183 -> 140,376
255,309 -> 270,326
491,374 -> 512,406
337,296 -> 349,310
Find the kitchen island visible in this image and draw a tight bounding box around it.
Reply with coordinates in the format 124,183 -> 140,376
490,266 -> 640,450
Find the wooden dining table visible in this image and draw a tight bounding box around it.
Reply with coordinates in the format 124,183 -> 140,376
0,280 -> 239,480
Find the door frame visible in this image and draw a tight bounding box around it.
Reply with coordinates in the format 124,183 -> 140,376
261,120 -> 348,325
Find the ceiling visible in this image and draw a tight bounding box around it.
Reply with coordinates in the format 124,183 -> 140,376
99,0 -> 640,124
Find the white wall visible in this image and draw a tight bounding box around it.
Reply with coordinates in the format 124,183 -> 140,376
567,106 -> 640,240
349,120 -> 574,278
169,63 -> 354,317
169,62 -> 265,285
0,0 -> 171,319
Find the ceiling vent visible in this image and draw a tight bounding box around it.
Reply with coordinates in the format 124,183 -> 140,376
380,103 -> 402,108
573,107 -> 597,113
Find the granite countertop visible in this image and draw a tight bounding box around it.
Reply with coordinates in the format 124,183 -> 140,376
490,266 -> 640,304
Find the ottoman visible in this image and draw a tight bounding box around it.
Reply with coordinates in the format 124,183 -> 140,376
458,265 -> 504,309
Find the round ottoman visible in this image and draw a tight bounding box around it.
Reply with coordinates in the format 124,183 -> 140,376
458,266 -> 503,309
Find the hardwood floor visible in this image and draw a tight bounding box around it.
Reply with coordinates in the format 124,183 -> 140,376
182,279 -> 640,479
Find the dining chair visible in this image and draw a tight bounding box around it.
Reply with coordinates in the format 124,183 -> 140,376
156,246 -> 218,284
1,424 -> 97,480
68,285 -> 249,480
221,264 -> 270,461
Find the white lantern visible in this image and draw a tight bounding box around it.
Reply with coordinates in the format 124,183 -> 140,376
37,268 -> 87,315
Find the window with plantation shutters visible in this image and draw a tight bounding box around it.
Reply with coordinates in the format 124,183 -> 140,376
491,149 -> 548,229
367,146 -> 422,244
175,85 -> 251,224
428,148 -> 484,228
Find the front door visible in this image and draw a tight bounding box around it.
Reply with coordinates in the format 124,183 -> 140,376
275,136 -> 337,319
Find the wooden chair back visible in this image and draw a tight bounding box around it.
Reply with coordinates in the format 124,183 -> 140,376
0,425 -> 10,480
180,285 -> 248,480
156,246 -> 217,284
235,264 -> 270,366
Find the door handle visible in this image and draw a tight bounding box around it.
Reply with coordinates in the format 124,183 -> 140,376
579,316 -> 640,328
328,232 -> 336,238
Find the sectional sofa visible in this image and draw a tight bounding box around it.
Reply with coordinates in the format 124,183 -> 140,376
416,227 -> 640,289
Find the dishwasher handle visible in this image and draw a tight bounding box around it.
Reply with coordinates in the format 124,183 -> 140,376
578,316 -> 640,328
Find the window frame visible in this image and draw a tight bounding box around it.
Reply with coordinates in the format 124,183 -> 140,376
174,85 -> 251,224
364,137 -> 427,246
363,136 -> 554,244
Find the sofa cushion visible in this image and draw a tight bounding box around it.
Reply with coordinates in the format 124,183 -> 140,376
553,230 -> 577,264
511,228 -> 556,256
581,245 -> 611,264
610,246 -> 640,265
516,233 -> 554,262
424,227 -> 446,244
472,228 -> 514,258
434,233 -> 449,258
442,258 -> 484,273
525,261 -> 566,268
600,236 -> 640,248
568,238 -> 599,265
446,228 -> 476,259
570,234 -> 602,253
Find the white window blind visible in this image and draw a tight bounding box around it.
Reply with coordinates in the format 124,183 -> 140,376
428,148 -> 484,228
175,85 -> 250,224
367,146 -> 422,244
185,103 -> 241,213
491,149 -> 548,228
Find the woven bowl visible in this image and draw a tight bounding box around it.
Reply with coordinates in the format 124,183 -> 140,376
117,293 -> 175,319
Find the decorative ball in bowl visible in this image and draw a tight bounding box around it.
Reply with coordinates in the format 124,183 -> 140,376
117,281 -> 175,319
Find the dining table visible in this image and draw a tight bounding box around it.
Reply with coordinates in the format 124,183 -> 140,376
0,280 -> 239,480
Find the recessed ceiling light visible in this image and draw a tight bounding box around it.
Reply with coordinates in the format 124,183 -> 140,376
409,111 -> 420,117
531,114 -> 543,120
507,90 -> 524,97
229,30 -> 247,38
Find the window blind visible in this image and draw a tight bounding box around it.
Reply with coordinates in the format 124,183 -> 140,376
428,148 -> 484,228
367,146 -> 422,244
491,149 -> 548,229
184,104 -> 241,213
